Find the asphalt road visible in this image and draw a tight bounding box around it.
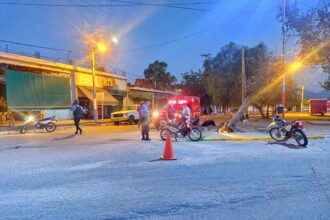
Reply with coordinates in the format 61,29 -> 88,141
0,125 -> 330,219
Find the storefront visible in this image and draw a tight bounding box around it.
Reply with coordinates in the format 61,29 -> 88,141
73,70 -> 127,119
0,52 -> 127,120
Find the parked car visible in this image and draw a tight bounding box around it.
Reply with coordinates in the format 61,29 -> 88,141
111,105 -> 139,125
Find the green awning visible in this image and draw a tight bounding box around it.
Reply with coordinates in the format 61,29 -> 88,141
128,90 -> 152,100
5,70 -> 71,110
78,86 -> 119,105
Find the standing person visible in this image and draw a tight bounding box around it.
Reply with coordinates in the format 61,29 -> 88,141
140,100 -> 151,141
166,105 -> 175,123
71,100 -> 83,135
181,104 -> 191,127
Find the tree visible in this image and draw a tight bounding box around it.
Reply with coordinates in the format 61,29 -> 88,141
181,70 -> 213,112
280,0 -> 330,89
181,70 -> 204,96
143,60 -> 177,90
203,42 -> 299,131
203,42 -> 242,111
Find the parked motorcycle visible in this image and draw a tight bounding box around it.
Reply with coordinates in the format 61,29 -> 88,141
267,115 -> 288,130
160,117 -> 202,141
20,116 -> 57,134
268,115 -> 308,146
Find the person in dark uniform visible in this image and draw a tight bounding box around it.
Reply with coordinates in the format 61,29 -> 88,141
140,100 -> 151,141
71,100 -> 83,135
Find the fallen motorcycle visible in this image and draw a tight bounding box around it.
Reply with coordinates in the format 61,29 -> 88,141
160,118 -> 202,141
268,116 -> 308,147
20,116 -> 57,134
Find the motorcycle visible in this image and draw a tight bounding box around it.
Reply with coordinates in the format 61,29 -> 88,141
268,115 -> 308,146
20,116 -> 57,134
267,115 -> 288,130
160,117 -> 202,141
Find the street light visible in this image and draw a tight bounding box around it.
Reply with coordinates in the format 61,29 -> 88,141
289,61 -> 302,72
282,61 -> 303,118
91,42 -> 108,122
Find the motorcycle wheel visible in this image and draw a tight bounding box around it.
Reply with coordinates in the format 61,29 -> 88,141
160,129 -> 170,140
293,130 -> 308,147
45,122 -> 56,132
175,131 -> 184,141
189,127 -> 202,141
20,126 -> 28,134
269,127 -> 287,142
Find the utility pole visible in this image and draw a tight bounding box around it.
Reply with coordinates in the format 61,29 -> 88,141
91,48 -> 98,122
241,47 -> 246,104
200,53 -> 211,62
281,0 -> 286,118
300,84 -> 304,112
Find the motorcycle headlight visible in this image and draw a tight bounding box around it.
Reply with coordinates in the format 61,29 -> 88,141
153,111 -> 159,118
27,116 -> 34,122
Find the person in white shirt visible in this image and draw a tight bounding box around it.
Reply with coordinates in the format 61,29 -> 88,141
181,104 -> 191,127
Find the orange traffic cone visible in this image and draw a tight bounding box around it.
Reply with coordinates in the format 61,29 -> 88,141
160,131 -> 177,160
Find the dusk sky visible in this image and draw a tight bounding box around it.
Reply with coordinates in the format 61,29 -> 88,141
0,0 -> 325,90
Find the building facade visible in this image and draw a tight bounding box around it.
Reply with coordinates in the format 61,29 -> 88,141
0,52 -> 127,120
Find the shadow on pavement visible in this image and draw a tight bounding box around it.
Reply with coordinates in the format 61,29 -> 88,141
147,158 -> 162,162
53,134 -> 76,141
267,141 -> 306,149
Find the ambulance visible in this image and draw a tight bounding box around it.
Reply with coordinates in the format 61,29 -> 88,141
152,96 -> 200,128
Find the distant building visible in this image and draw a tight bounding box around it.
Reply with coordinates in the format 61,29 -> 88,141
134,79 -> 155,89
127,79 -> 178,110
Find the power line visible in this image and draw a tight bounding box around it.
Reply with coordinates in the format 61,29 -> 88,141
0,1 -> 211,11
108,0 -> 213,11
108,66 -> 144,78
120,9 -> 261,53
0,9 -> 271,56
0,39 -> 71,53
0,45 -> 71,63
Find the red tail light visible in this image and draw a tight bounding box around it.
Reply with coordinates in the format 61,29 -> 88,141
295,120 -> 304,127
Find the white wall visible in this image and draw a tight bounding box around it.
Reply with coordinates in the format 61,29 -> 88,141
44,109 -> 72,120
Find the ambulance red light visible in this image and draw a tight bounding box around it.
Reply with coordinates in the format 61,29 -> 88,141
178,100 -> 187,104
168,100 -> 177,104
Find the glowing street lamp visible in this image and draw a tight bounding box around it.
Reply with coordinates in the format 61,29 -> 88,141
91,42 -> 108,122
282,61 -> 303,118
96,42 -> 107,53
288,61 -> 302,72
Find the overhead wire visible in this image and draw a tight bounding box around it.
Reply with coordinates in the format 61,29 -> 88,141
0,8 -> 267,55
0,1 -> 212,11
119,9 -> 266,53
0,39 -> 71,53
108,66 -> 144,78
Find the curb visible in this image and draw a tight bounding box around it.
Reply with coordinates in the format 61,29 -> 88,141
203,135 -> 326,141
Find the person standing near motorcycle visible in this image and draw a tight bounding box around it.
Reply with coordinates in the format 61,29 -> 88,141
166,105 -> 175,123
71,100 -> 83,135
181,104 -> 191,127
140,100 -> 151,141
